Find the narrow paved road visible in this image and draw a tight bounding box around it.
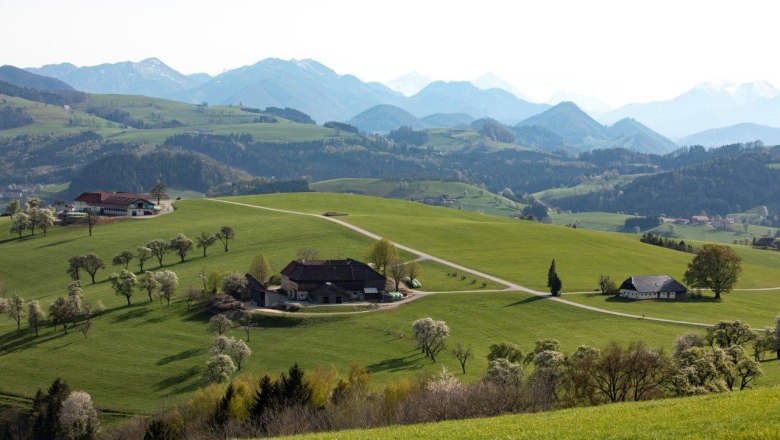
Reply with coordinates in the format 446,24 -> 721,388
209,199 -> 714,328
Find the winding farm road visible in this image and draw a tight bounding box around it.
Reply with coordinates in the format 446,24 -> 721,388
209,199 -> 714,328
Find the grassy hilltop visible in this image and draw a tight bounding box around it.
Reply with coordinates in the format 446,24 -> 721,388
0,193 -> 779,415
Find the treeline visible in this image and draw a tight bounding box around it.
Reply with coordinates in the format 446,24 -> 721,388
323,121 -> 359,134
388,126 -> 429,146
207,178 -> 310,197
555,152 -> 780,217
0,105 -> 33,129
263,107 -> 315,124
640,232 -> 695,253
623,216 -> 662,231
0,80 -> 87,106
65,149 -> 248,198
0,131 -> 123,185
103,320 -> 768,439
84,105 -> 183,129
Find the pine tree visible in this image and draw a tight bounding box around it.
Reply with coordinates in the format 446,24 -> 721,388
547,259 -> 562,296
213,383 -> 234,428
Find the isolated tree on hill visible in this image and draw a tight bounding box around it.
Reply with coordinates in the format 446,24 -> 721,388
204,354 -> 236,384
138,271 -> 160,303
296,247 -> 320,261
406,260 -> 421,283
185,287 -> 202,311
5,200 -> 20,217
365,238 -> 398,275
28,300 -> 46,337
36,208 -> 56,236
227,337 -> 252,370
85,209 -> 98,236
222,272 -> 247,299
146,239 -> 169,267
59,391 -> 99,440
109,269 -> 138,306
389,258 -> 406,292
7,293 -> 24,331
451,343 -> 474,374
216,226 -> 235,252
81,253 -> 105,284
598,275 -> 618,295
112,250 -> 134,270
209,314 -> 233,335
154,270 -> 179,305
150,180 -> 168,205
547,259 -> 562,296
10,212 -> 30,238
248,253 -> 273,284
136,246 -> 152,272
487,342 -> 524,363
706,320 -> 754,348
412,317 -> 450,362
27,207 -> 40,235
66,255 -> 86,282
684,244 -> 743,299
196,232 -> 217,257
170,233 -> 194,263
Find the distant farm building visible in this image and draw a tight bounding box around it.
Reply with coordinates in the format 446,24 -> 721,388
74,192 -> 159,217
280,258 -> 385,304
619,275 -> 688,300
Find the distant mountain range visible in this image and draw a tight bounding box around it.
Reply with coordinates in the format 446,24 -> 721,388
516,102 -> 678,154
348,105 -> 429,133
605,81 -> 780,139
0,65 -> 74,91
679,123 -> 780,147
17,57 -> 780,142
27,58 -> 211,97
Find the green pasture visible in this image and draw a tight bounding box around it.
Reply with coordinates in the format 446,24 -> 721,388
283,386 -> 780,440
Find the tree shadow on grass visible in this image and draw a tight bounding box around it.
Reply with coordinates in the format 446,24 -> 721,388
0,328 -> 66,353
366,353 -> 427,374
501,295 -> 546,307
112,306 -> 153,323
156,348 -> 203,366
154,366 -> 200,392
34,236 -> 83,249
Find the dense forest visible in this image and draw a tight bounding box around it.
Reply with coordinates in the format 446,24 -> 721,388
0,106 -> 33,129
0,80 -> 87,106
65,149 -> 248,198
555,152 -> 780,216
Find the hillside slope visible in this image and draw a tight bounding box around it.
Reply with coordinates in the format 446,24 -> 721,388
0,65 -> 75,91
347,104 -> 427,133
283,387 -> 780,440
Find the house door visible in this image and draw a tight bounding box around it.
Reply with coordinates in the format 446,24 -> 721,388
322,297 -> 329,304
336,296 -> 342,304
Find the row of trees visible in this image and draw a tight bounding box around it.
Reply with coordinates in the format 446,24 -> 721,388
365,238 -> 421,292
1,282 -> 106,337
108,269 -> 179,306
104,319 -> 771,439
7,198 -> 57,238
640,232 -> 695,253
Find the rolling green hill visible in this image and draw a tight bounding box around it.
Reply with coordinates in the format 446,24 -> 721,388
282,386 -> 780,440
1,193 -> 780,416
311,178 -> 525,217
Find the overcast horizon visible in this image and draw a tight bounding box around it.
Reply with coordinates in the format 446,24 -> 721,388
4,0 -> 780,107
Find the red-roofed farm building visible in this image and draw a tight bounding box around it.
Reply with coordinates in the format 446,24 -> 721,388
74,192 -> 159,217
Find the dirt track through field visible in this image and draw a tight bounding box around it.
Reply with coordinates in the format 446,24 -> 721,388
209,199 -> 716,328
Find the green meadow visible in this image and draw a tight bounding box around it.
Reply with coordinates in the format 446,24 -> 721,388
283,386 -> 780,440
1,193 -> 779,416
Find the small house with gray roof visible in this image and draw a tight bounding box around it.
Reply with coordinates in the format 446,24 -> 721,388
619,275 -> 688,300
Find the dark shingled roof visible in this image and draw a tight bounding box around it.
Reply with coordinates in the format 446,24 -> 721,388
74,192 -> 154,208
619,275 -> 687,293
281,258 -> 385,282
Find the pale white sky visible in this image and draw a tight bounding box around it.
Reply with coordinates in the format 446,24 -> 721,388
2,0 -> 778,106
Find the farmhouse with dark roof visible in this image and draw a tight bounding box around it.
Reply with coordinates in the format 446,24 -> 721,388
280,258 -> 386,304
619,275 -> 688,300
74,192 -> 158,217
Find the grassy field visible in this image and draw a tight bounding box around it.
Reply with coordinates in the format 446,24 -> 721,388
533,174 -> 638,202
283,386 -> 780,440
228,193 -> 780,292
312,178 -> 525,217
0,92 -> 353,143
2,194 -> 780,416
550,211 -> 634,231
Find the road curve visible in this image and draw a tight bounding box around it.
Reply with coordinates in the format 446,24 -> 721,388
208,199 -> 713,328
